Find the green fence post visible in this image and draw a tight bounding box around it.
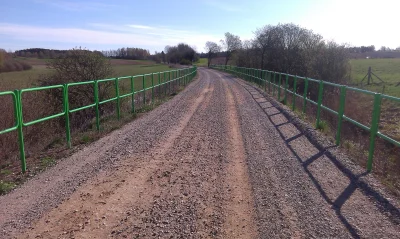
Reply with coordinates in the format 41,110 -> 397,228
272,72 -> 276,96
284,74 -> 289,105
316,80 -> 324,128
263,71 -> 267,91
142,75 -> 146,106
303,78 -> 309,113
278,73 -> 282,101
177,70 -> 180,86
169,71 -> 171,94
94,81 -> 101,129
336,86 -> 347,145
367,93 -> 382,172
63,84 -> 71,148
257,69 -> 259,85
15,90 -> 26,173
115,77 -> 121,120
268,72 -> 271,93
151,73 -> 154,105
158,72 -> 161,98
292,76 -> 297,111
130,77 -> 135,113
164,72 -> 167,97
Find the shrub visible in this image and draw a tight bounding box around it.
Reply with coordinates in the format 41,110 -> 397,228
180,59 -> 192,65
39,47 -> 114,130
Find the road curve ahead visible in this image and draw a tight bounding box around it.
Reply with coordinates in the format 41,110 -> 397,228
1,68 -> 399,238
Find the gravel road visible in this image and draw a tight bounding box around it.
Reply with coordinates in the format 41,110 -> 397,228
0,68 -> 399,238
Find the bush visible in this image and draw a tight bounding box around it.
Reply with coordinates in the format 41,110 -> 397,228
0,59 -> 32,73
39,47 -> 114,130
180,59 -> 192,65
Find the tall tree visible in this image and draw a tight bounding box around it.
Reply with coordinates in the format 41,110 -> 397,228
0,49 -> 5,69
204,41 -> 221,67
161,51 -> 166,63
220,32 -> 242,65
253,25 -> 274,69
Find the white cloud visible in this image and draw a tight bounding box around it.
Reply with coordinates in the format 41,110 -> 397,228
127,25 -> 154,30
0,23 -> 220,52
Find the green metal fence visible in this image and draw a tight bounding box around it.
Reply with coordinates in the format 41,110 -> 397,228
0,66 -> 197,173
211,65 -> 400,172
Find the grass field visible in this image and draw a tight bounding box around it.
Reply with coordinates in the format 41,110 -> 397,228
350,58 -> 400,97
194,58 -> 208,67
0,58 -> 171,92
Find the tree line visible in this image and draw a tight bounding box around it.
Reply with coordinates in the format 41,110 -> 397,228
101,47 -> 150,60
0,49 -> 32,73
205,23 -> 349,85
15,48 -> 73,59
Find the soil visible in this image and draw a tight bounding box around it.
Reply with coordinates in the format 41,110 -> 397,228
0,68 -> 399,238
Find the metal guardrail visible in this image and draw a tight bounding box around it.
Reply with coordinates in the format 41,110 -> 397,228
0,66 -> 197,173
211,65 -> 400,172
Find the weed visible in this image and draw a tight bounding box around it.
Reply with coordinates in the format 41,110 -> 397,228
0,181 -> 16,194
46,137 -> 63,149
316,120 -> 329,133
40,157 -> 55,169
136,104 -> 154,113
81,135 -> 92,144
0,169 -> 12,176
343,140 -> 355,150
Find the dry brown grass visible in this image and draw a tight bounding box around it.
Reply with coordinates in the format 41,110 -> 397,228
0,76 -> 185,193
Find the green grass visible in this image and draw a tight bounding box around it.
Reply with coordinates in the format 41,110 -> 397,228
113,64 -> 171,78
0,66 -> 52,91
194,58 -> 208,67
0,181 -> 16,194
0,169 -> 12,176
350,58 -> 400,97
40,157 -> 55,169
316,120 -> 329,133
0,60 -> 171,92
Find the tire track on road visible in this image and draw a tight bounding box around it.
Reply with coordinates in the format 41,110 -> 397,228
14,71 -> 213,239
218,72 -> 259,239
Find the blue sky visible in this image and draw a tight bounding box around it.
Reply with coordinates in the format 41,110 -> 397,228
1,0 -> 398,53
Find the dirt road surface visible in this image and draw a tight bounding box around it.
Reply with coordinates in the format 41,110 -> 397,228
0,68 -> 399,238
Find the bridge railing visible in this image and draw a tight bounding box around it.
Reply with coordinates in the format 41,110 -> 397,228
0,66 -> 197,173
211,64 -> 400,172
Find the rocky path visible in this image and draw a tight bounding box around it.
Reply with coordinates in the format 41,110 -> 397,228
0,68 -> 399,238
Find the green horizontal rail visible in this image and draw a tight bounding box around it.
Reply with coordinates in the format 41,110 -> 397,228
0,66 -> 197,173
211,64 -> 400,172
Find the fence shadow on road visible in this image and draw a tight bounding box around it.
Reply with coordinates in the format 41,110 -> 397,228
229,75 -> 400,239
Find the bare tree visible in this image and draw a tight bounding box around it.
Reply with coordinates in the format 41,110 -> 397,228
204,41 -> 221,67
0,49 -> 5,69
220,32 -> 242,66
253,25 -> 274,69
